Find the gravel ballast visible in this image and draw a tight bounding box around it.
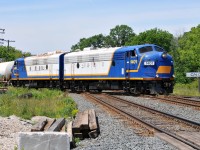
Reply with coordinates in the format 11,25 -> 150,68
116,95 -> 200,123
69,93 -> 178,150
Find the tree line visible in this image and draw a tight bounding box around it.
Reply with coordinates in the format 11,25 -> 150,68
0,46 -> 31,62
71,24 -> 200,84
0,24 -> 199,84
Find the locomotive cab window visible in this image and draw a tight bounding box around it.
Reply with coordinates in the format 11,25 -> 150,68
130,50 -> 136,57
155,46 -> 164,52
139,46 -> 153,53
13,61 -> 17,69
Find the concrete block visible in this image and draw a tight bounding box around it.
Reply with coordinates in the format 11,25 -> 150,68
17,132 -> 70,150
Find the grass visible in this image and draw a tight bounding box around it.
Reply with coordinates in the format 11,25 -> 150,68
0,87 -> 78,119
173,79 -> 200,97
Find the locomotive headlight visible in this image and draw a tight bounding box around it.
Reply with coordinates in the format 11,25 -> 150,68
156,74 -> 159,78
162,52 -> 167,59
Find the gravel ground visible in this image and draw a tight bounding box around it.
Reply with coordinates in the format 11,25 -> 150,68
116,95 -> 200,123
69,93 -> 177,150
0,115 -> 32,150
1,92 -> 195,150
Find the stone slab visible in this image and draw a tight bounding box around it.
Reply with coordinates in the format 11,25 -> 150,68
17,132 -> 70,150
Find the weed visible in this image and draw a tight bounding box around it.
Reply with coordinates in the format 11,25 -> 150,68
0,87 -> 78,119
173,79 -> 200,96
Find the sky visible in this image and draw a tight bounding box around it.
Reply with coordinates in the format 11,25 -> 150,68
0,0 -> 200,54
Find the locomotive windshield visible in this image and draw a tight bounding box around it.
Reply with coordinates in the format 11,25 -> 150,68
155,46 -> 164,52
139,46 -> 153,53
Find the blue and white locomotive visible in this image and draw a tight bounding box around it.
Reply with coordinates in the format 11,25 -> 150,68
11,44 -> 174,95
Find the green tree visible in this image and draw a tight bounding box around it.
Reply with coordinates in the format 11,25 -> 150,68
71,34 -> 106,51
126,28 -> 173,52
109,25 -> 135,47
0,46 -> 31,62
71,25 -> 135,51
175,25 -> 200,83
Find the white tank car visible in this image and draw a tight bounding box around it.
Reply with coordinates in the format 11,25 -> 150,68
0,61 -> 14,81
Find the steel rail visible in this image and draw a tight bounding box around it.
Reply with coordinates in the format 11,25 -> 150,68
85,93 -> 200,150
143,95 -> 200,109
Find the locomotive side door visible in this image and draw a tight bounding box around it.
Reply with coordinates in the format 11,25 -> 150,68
71,63 -> 75,79
49,64 -> 53,79
125,50 -> 138,78
13,61 -> 19,79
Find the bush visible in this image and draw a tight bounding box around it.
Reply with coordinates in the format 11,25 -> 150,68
0,87 -> 78,119
173,79 -> 200,96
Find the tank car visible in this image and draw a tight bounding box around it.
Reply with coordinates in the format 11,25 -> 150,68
0,61 -> 14,82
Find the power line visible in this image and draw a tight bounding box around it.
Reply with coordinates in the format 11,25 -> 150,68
0,28 -> 5,34
0,38 -> 4,45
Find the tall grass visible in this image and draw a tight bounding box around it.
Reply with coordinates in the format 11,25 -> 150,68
173,79 -> 200,96
0,87 -> 78,119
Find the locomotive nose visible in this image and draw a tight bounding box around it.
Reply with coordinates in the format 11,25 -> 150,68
156,52 -> 174,77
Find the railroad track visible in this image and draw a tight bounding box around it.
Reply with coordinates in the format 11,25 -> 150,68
84,92 -> 200,150
142,95 -> 200,110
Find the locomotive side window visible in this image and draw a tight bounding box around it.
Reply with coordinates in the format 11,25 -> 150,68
139,46 -> 153,53
77,63 -> 80,68
155,46 -> 164,52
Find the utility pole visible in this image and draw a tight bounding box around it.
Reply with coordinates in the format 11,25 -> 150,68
4,40 -> 15,51
3,40 -> 15,61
